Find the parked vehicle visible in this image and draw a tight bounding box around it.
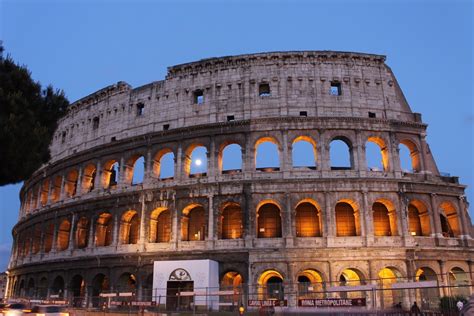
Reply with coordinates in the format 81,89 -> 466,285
28,305 -> 69,316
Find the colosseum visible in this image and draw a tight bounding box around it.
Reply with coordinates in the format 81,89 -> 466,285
6,51 -> 474,312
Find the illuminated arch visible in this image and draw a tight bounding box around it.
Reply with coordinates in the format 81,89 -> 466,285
40,179 -> 50,206
95,212 -> 113,246
150,207 -> 171,243
295,199 -> 322,237
50,175 -> 62,203
372,199 -> 398,236
335,199 -> 360,236
255,137 -> 280,171
57,219 -> 71,251
439,201 -> 460,237
81,163 -> 96,193
120,210 -> 139,244
399,139 -> 421,172
292,136 -> 317,168
184,144 -> 208,176
181,204 -> 206,241
153,148 -> 175,179
378,267 -> 403,308
257,201 -> 282,238
219,202 -> 243,239
366,136 -> 389,171
117,273 -> 137,292
102,159 -> 119,189
64,169 -> 79,198
218,141 -> 243,173
75,217 -> 89,249
258,270 -> 284,300
408,200 -> 431,236
123,154 -> 145,185
330,136 -> 353,169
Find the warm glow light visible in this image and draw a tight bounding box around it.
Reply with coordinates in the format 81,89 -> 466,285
195,159 -> 202,166
411,231 -> 417,236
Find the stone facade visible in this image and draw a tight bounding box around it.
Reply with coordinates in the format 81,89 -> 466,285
7,51 -> 473,309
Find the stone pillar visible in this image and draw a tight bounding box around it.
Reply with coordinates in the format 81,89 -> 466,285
282,132 -> 290,172
418,133 -> 428,172
113,213 -> 119,246
176,144 -> 183,180
390,133 -> 402,176
356,131 -> 367,174
457,196 -> 471,239
68,213 -> 77,251
93,160 -> 102,191
284,192 -> 293,247
208,138 -> 216,178
398,192 -> 409,243
243,134 -> 253,174
144,149 -> 153,184
324,192 -> 335,237
362,191 -> 373,244
51,218 -> 59,252
76,166 -> 83,196
118,156 -> 126,186
320,138 -> 330,172
208,194 -> 215,242
438,260 -> 448,297
35,186 -> 42,210
287,262 -> 297,307
59,175 -> 66,200
88,215 -> 96,248
139,194 -> 147,250
430,194 -> 443,238
171,200 -> 179,248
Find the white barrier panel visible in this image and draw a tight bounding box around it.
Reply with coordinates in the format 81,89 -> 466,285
391,281 -> 437,289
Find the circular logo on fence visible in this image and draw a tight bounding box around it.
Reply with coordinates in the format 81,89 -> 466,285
169,268 -> 192,281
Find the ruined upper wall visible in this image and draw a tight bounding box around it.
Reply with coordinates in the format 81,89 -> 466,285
50,51 -> 417,163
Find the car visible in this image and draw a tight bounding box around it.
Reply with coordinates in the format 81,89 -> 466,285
28,305 -> 69,316
2,303 -> 28,316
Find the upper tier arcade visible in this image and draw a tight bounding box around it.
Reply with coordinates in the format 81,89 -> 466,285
50,51 -> 416,163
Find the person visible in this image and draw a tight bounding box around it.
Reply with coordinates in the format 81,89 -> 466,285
457,300 -> 464,311
411,301 -> 421,315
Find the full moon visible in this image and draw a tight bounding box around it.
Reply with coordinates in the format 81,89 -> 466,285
195,159 -> 202,166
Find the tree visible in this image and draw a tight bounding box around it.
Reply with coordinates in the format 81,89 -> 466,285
0,45 -> 69,186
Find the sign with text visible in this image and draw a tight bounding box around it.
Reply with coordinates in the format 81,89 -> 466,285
298,298 -> 366,307
248,300 -> 287,307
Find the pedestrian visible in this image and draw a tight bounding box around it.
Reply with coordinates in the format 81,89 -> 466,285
411,301 -> 421,315
457,300 -> 464,311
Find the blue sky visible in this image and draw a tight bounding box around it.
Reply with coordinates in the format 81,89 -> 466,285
0,0 -> 472,271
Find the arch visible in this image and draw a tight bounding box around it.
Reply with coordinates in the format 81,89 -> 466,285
153,148 -> 175,179
220,202 -> 243,239
366,136 -> 389,171
257,202 -> 282,238
40,179 -> 50,206
143,274 -> 154,301
449,267 -> 470,297
399,139 -> 421,172
50,175 -> 62,203
26,278 -> 35,298
91,273 -> 109,306
81,163 -> 96,193
57,219 -> 71,251
32,224 -> 42,254
51,275 -> 65,298
75,217 -> 89,249
330,137 -> 353,170
297,269 -> 324,298
181,204 -> 206,241
96,212 -> 113,246
258,270 -> 284,300
335,200 -> 360,236
219,143 -> 243,173
415,267 -> 439,310
150,208 -> 171,243
439,201 -> 460,237
372,202 -> 392,236
70,274 -> 85,306
117,273 -> 137,292
378,267 -> 403,309
102,160 -> 119,189
255,137 -> 280,171
123,155 -> 145,185
408,200 -> 431,236
184,144 -> 208,177
292,136 -> 317,168
220,271 -> 243,306
120,210 -> 139,244
38,277 -> 48,299
295,200 -> 322,237
339,268 -> 365,299
43,221 -> 54,253
64,169 -> 79,198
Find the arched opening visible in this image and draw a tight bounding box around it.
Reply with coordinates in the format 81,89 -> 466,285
416,267 -> 439,310
143,274 -> 154,301
32,224 -> 42,254
399,139 -> 421,172
150,208 -> 171,243
51,276 -> 65,298
102,160 -> 119,189
408,201 -> 431,236
124,155 -> 145,185
335,201 -> 360,237
258,270 -> 284,300
339,268 -> 365,299
154,149 -> 175,179
50,176 -> 62,203
120,210 -> 139,244
366,137 -> 389,171
449,267 -> 470,297
26,278 -> 35,298
219,143 -> 243,174
257,202 -> 282,238
181,205 -> 206,241
378,267 -> 403,309
373,202 -> 392,236
96,213 -> 113,247
220,271 -> 243,307
40,179 -> 50,206
297,269 -> 324,298
70,275 -> 85,307
255,137 -> 280,171
117,273 -> 137,292
292,136 -> 317,169
57,219 -> 71,251
64,169 -> 79,198
220,203 -> 243,239
91,274 -> 109,307
185,145 -> 208,177
75,217 -> 89,249
330,137 -> 353,170
295,201 -> 322,237
81,164 -> 96,193
440,201 -> 460,237
38,277 -> 47,299
31,186 -> 39,210
43,221 -> 54,253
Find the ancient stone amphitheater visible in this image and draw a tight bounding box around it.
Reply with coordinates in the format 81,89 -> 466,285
7,51 -> 473,311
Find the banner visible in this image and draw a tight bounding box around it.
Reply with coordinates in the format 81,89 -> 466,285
248,300 -> 287,307
298,298 -> 366,307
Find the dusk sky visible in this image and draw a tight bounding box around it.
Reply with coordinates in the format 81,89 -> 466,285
0,0 -> 472,272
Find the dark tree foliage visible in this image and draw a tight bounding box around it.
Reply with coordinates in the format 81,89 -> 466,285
0,45 -> 69,186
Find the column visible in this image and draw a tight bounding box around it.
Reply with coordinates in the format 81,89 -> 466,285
118,156 -> 125,186
389,132 -> 402,175
457,196 -> 471,239
430,194 -> 443,238
418,133 -> 428,172
88,216 -> 96,248
320,137 -> 330,171
68,213 -> 77,251
51,218 -> 59,252
113,213 -> 119,246
93,160 -> 102,191
144,148 -> 152,183
243,134 -> 254,174
356,131 -> 367,174
438,260 -> 448,297
139,194 -> 147,250
59,175 -> 66,200
397,192 -> 409,243
208,194 -> 215,242
76,167 -> 83,196
282,132 -> 290,172
175,145 -> 182,180
208,138 -> 216,178
362,191 -> 372,243
324,192 -> 335,237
